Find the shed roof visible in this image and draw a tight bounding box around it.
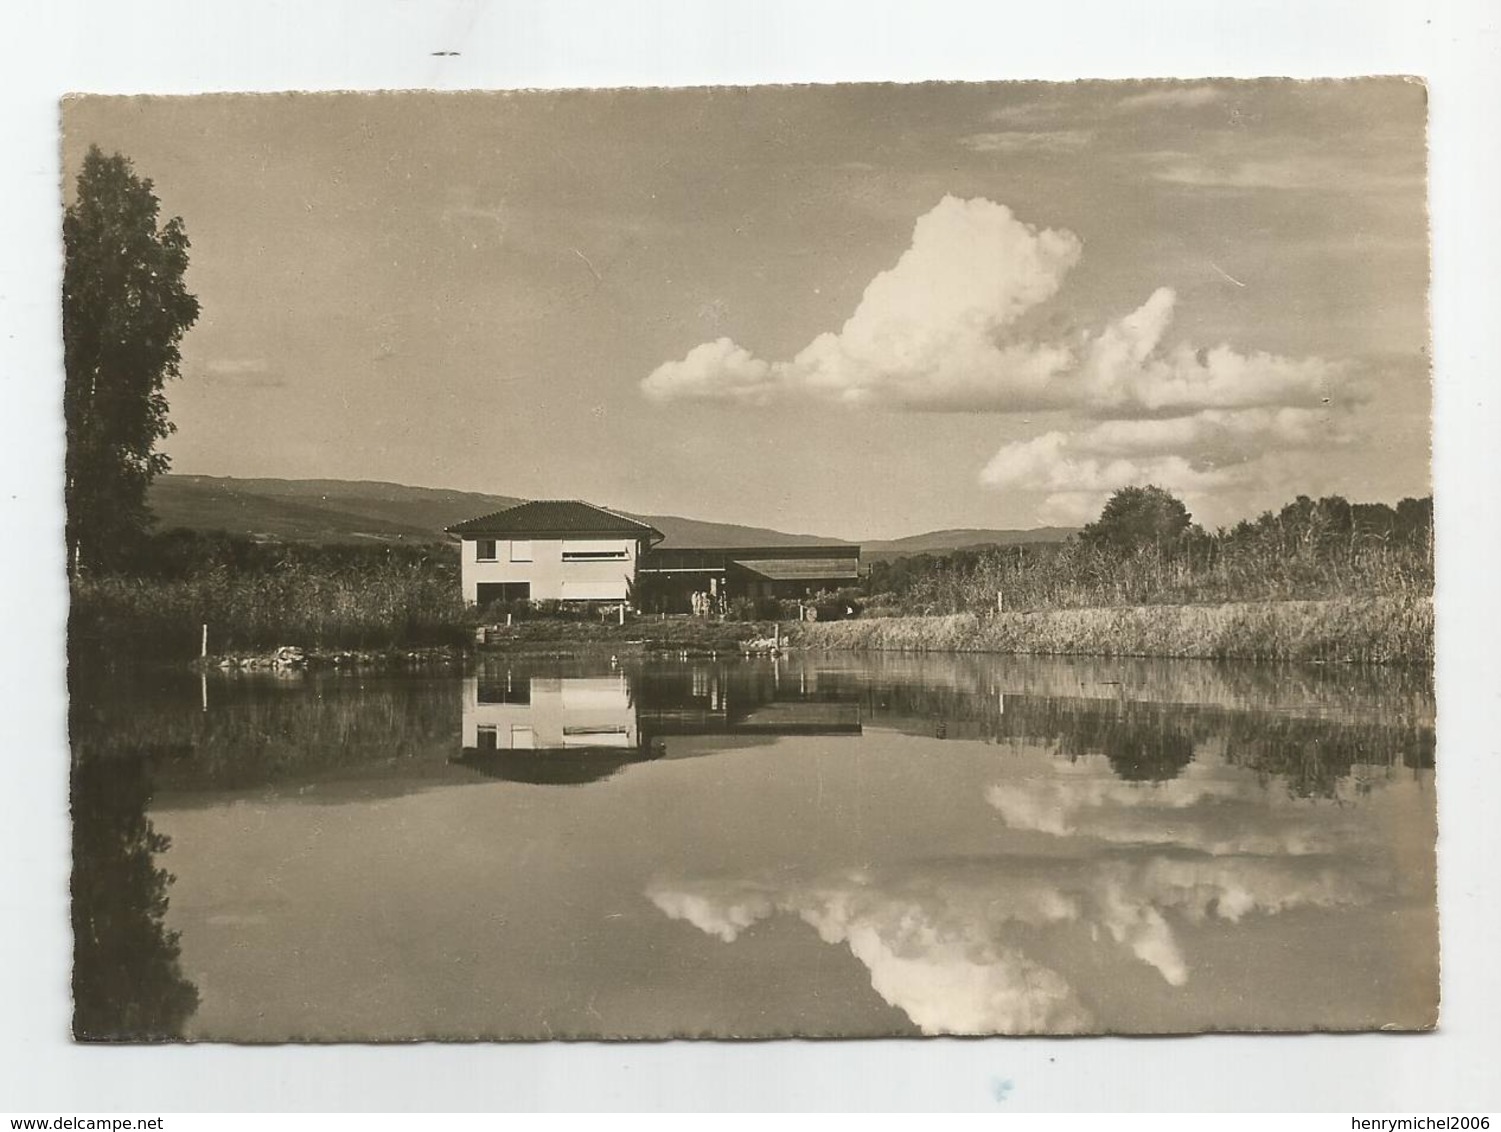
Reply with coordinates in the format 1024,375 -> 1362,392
731,556 -> 862,582
640,544 -> 862,571
447,500 -> 664,540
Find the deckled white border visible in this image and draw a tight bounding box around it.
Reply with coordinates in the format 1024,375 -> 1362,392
3,0 -> 1498,1113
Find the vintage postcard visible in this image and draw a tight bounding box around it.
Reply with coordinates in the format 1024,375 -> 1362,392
63,80 -> 1434,1041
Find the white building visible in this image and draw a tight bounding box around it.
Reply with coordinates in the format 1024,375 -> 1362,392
447,499 -> 663,605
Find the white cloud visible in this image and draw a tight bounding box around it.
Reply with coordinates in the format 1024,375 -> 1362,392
1078,287 -> 1347,412
978,403 -> 1356,524
1115,85 -> 1226,112
1137,139 -> 1425,195
986,98 -> 1078,127
641,195 -> 1362,523
206,357 -> 269,375
976,286 -> 1356,520
980,432 -> 1244,496
201,357 -> 286,389
958,130 -> 1093,154
640,337 -> 774,406
644,198 -> 1346,419
642,195 -> 1083,411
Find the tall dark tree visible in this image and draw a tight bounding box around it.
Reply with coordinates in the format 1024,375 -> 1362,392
64,146 -> 199,575
1079,484 -> 1192,552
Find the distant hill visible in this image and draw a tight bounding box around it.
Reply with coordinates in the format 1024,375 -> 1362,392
148,476 -> 525,544
862,527 -> 1078,560
147,475 -> 841,549
146,475 -> 1074,555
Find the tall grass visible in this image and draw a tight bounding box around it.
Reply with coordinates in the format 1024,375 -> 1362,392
70,558 -> 473,661
887,534 -> 1432,616
794,594 -> 1433,665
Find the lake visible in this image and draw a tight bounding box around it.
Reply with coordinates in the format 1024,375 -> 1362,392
68,651 -> 1438,1040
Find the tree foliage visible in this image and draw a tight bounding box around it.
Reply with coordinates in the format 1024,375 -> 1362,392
64,146 -> 200,574
1079,484 -> 1193,551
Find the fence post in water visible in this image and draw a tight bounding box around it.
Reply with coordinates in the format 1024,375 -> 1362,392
506,612 -> 513,627
201,622 -> 208,658
996,590 -> 1004,614
618,603 -> 625,626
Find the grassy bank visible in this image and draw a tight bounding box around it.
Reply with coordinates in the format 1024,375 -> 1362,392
791,595 -> 1433,665
475,616 -> 770,657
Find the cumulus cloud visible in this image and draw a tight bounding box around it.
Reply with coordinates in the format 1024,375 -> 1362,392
978,403 -> 1354,522
642,195 -> 1083,411
641,194 -> 1362,522
642,338 -> 775,406
972,281 -> 1358,518
643,197 -> 1346,419
1076,287 -> 1348,413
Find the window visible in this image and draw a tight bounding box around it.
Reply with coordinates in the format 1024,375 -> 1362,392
475,582 -> 530,607
562,540 -> 629,562
476,725 -> 498,751
477,675 -> 531,705
510,540 -> 533,563
563,725 -> 632,748
476,538 -> 497,561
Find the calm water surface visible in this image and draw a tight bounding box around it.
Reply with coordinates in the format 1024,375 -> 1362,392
70,652 -> 1437,1040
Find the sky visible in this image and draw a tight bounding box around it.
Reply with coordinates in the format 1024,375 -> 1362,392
62,80 -> 1431,540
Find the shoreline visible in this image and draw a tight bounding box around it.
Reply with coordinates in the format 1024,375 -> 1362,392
159,594 -> 1435,671
75,592 -> 1434,672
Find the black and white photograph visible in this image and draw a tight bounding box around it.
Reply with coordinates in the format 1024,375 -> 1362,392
59,78 -> 1440,1043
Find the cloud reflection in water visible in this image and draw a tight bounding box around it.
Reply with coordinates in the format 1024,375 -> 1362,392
648,848 -> 1368,1034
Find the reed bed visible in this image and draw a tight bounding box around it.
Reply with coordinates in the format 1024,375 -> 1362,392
793,594 -> 1433,665
882,534 -> 1432,615
70,559 -> 473,660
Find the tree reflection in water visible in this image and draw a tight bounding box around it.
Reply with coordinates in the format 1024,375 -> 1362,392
859,677 -> 1433,796
70,746 -> 198,1041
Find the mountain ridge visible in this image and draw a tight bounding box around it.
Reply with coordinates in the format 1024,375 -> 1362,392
146,474 -> 1075,556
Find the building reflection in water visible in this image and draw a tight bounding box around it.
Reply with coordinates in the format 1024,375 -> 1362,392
453,660 -> 863,785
